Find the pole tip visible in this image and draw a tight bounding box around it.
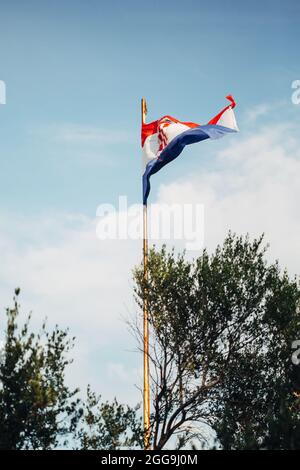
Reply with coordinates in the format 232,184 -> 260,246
142,97 -> 148,116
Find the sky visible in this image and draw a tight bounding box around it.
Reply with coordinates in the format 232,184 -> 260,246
0,0 -> 300,411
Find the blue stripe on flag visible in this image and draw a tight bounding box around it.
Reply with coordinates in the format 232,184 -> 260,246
142,124 -> 236,205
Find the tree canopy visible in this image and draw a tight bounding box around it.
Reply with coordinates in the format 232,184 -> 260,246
133,233 -> 300,449
1,232 -> 299,450
0,289 -> 81,449
0,290 -> 142,450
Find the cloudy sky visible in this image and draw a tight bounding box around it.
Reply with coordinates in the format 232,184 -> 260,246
0,0 -> 300,405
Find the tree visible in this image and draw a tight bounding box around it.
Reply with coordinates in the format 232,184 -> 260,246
76,386 -> 142,449
0,289 -> 142,450
133,233 -> 300,449
0,289 -> 82,449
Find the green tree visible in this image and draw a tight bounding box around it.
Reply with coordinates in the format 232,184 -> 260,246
76,386 -> 142,449
0,289 -> 142,450
133,233 -> 300,449
0,289 -> 82,449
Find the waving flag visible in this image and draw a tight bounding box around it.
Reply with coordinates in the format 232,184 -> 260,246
141,95 -> 238,204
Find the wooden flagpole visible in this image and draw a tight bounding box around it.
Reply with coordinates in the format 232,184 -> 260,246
141,97 -> 150,450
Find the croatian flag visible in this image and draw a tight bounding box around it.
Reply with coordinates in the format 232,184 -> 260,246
141,95 -> 238,204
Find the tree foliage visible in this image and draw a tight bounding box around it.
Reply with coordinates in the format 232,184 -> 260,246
133,233 -> 300,449
0,289 -> 81,449
2,231 -> 299,450
76,386 -> 142,449
0,290 -> 142,450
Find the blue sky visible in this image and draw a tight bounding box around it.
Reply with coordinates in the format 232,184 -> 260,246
0,1 -> 300,412
0,0 -> 299,213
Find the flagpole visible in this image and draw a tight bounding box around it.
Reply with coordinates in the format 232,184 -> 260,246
141,97 -> 150,450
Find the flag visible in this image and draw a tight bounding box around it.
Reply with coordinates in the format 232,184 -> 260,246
141,95 -> 238,204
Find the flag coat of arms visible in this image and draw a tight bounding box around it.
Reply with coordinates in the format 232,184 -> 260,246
141,95 -> 238,204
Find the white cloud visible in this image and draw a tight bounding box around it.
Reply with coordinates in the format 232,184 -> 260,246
107,362 -> 142,387
158,123 -> 300,275
53,124 -> 133,145
244,101 -> 286,124
0,211 -> 141,403
245,103 -> 271,122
